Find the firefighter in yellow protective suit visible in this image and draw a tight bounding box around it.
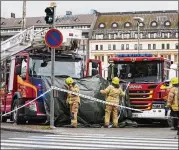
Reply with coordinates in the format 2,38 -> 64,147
167,77 -> 179,131
100,77 -> 125,128
65,77 -> 80,128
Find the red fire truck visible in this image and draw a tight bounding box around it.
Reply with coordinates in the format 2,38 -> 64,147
108,53 -> 171,124
0,27 -> 101,124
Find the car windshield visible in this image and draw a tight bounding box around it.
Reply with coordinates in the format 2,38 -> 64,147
112,61 -> 162,83
29,57 -> 84,79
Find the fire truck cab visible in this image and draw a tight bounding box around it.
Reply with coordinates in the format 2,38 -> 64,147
108,53 -> 172,123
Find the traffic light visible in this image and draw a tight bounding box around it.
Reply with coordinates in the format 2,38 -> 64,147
44,7 -> 54,24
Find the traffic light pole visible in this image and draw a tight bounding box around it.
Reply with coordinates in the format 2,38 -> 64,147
50,3 -> 56,129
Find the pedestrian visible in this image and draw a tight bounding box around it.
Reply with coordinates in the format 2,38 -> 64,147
166,77 -> 179,133
65,77 -> 80,128
100,77 -> 125,128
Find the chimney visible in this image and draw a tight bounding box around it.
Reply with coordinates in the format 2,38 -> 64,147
11,13 -> 15,18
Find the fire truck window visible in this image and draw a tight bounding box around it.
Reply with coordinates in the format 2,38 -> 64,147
21,59 -> 27,79
114,62 -> 162,83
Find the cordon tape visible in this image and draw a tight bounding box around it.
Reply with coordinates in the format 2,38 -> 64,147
1,86 -> 178,120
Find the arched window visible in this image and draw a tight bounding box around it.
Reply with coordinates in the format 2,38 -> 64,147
111,22 -> 118,28
164,20 -> 171,27
98,23 -> 105,28
124,22 -> 132,28
150,21 -> 158,27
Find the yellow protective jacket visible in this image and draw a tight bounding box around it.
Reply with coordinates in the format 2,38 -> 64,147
66,84 -> 80,104
102,85 -> 125,104
167,87 -> 179,111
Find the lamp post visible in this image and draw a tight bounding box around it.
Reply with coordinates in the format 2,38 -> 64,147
133,17 -> 144,54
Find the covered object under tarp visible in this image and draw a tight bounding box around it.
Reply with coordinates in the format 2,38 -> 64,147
41,75 -> 133,127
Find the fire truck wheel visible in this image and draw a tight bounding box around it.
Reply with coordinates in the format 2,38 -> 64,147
12,100 -> 26,124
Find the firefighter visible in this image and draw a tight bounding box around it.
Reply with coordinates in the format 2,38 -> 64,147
65,77 -> 80,128
100,77 -> 125,128
167,77 -> 179,131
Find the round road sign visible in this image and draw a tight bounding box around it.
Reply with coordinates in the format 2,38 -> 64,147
44,28 -> 63,49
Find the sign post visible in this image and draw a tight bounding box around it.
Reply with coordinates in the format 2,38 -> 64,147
44,2 -> 63,128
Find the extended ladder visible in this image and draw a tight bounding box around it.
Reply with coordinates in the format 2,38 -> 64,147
1,26 -> 84,61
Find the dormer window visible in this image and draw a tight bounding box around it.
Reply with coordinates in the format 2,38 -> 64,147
124,22 -> 132,28
36,20 -> 41,23
150,21 -> 158,27
139,22 -> 145,27
98,23 -> 105,28
111,22 -> 118,28
164,20 -> 171,27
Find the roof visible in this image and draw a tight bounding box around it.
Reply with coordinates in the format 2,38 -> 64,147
94,10 -> 178,30
1,14 -> 97,29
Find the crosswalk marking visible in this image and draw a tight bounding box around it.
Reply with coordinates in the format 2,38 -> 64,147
1,134 -> 178,149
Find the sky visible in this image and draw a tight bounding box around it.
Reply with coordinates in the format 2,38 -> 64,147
1,1 -> 178,18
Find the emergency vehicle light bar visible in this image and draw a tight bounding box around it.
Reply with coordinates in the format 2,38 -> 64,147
116,54 -> 153,57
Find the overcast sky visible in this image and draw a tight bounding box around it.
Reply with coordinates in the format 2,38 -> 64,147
1,1 -> 178,18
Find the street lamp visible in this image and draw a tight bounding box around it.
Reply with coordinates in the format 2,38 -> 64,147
133,17 -> 144,54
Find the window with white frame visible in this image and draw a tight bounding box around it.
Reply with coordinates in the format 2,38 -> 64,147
134,44 -> 137,50
95,45 -> 98,50
121,44 -> 124,50
126,44 -> 129,50
167,44 -> 170,49
153,44 -> 156,50
113,44 -> 116,50
108,44 -> 111,50
148,44 -> 151,50
100,45 -> 103,50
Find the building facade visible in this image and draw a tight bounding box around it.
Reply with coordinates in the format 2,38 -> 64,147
89,10 -> 178,77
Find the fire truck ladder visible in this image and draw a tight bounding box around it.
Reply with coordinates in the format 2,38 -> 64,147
0,26 -> 51,61
1,26 -> 83,61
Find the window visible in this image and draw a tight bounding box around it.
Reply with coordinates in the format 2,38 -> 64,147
153,44 -> 156,50
102,56 -> 104,62
121,44 -> 124,50
99,23 -> 105,28
140,44 -> 142,50
174,55 -> 178,62
150,21 -> 158,27
111,22 -> 118,28
164,21 -> 171,27
134,44 -> 137,50
148,44 -> 151,50
168,55 -> 171,60
162,44 -> 165,49
124,22 -> 132,28
113,44 -> 116,50
126,44 -> 129,50
108,44 -> 111,50
100,45 -> 103,50
167,44 -> 170,49
112,62 -> 162,83
176,43 -> 178,49
95,45 -> 98,50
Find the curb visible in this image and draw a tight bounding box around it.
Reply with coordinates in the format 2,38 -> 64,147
1,127 -> 55,134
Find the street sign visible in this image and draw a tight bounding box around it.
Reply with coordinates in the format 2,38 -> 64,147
44,28 -> 63,48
